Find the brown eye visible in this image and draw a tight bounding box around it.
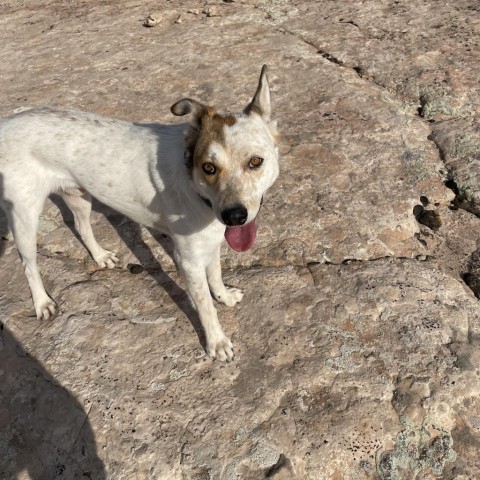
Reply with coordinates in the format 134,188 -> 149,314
202,163 -> 217,175
249,156 -> 264,169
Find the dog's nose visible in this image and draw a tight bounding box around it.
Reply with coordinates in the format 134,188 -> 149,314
221,205 -> 248,226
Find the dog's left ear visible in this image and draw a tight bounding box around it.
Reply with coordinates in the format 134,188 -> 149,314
171,98 -> 216,128
244,65 -> 272,122
171,98 -> 209,117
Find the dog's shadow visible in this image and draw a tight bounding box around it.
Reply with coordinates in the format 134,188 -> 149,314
50,194 -> 207,350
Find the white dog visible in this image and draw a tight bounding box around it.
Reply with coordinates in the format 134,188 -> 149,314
0,66 -> 279,361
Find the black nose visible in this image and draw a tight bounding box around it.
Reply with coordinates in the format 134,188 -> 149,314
221,205 -> 248,226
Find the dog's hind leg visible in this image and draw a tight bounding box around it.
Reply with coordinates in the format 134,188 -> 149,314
60,190 -> 118,268
207,245 -> 244,307
7,207 -> 57,320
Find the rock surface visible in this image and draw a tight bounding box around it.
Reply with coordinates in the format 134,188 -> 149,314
1,1 -> 480,479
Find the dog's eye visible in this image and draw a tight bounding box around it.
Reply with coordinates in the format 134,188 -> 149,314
202,163 -> 217,175
249,156 -> 264,169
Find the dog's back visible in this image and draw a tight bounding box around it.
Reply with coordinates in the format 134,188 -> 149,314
0,108 -> 188,227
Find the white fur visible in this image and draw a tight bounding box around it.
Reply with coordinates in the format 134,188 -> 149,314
0,68 -> 278,361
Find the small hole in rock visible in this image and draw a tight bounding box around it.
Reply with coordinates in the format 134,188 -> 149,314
445,179 -> 460,195
413,206 -> 441,231
413,205 -> 424,218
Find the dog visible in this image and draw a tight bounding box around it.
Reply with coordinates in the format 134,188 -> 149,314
0,66 -> 279,361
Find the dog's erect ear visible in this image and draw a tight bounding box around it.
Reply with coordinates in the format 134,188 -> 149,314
244,65 -> 271,122
171,98 -> 215,124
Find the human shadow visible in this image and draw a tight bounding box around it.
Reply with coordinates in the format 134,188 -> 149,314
0,322 -> 106,480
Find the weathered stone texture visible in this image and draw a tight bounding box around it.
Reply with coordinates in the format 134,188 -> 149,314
1,1 -> 480,478
3,257 -> 480,478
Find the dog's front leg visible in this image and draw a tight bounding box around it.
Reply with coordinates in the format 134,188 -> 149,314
177,254 -> 234,361
207,245 -> 244,307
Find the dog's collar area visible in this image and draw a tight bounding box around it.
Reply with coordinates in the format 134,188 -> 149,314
200,195 -> 213,209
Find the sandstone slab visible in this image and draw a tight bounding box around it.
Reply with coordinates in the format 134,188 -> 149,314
270,0 -> 480,120
2,254 -> 480,478
1,1 -> 480,479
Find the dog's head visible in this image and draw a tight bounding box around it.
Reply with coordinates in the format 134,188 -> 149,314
171,65 -> 279,252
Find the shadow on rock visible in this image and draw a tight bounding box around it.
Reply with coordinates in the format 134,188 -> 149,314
0,323 -> 106,480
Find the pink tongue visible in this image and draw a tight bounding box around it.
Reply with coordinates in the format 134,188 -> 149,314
225,221 -> 257,252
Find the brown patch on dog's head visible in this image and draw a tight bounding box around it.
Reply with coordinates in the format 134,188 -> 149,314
192,113 -> 237,176
171,98 -> 237,174
215,113 -> 236,127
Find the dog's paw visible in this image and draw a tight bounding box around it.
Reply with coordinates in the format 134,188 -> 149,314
94,249 -> 119,269
35,298 -> 57,321
207,334 -> 234,362
214,286 -> 244,307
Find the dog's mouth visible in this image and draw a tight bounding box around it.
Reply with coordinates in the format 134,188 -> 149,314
224,196 -> 263,252
224,221 -> 257,252
201,194 -> 263,252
